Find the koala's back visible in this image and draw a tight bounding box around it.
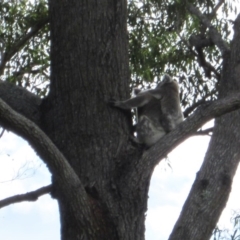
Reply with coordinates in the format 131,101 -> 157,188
137,97 -> 163,120
160,81 -> 183,128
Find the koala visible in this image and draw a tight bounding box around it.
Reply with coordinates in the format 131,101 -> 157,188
153,74 -> 184,132
130,86 -> 166,147
109,74 -> 183,147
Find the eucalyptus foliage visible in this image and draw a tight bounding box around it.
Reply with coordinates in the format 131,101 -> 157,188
212,211 -> 240,240
0,0 -> 239,107
128,0 -> 238,112
0,0 -> 49,97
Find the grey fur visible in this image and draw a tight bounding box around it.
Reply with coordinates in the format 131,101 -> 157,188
109,74 -> 183,147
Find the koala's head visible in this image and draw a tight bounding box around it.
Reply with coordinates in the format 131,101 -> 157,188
156,74 -> 174,89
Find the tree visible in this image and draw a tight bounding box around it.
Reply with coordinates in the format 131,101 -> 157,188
0,0 -> 240,239
213,210 -> 240,240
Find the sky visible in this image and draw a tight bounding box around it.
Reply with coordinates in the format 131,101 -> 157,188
1,2 -> 240,240
0,122 -> 240,240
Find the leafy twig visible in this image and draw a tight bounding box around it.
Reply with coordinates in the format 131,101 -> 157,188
187,3 -> 230,56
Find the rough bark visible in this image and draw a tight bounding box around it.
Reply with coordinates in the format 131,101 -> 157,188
1,84 -> 240,238
0,95 -> 103,237
44,0 -> 139,239
0,80 -> 42,125
168,14 -> 240,240
0,1 -> 240,240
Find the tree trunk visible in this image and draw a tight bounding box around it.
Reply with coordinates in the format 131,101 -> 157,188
168,14 -> 240,240
42,0 -> 146,239
1,1 -> 240,240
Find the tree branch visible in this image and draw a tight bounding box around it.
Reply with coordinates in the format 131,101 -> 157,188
0,80 -> 42,126
0,185 -> 52,209
168,13 -> 240,240
194,127 -> 214,136
0,16 -> 49,75
128,92 -> 240,186
0,97 -> 96,228
189,34 -> 220,80
180,32 -> 220,79
187,4 -> 230,56
183,89 -> 217,118
209,0 -> 225,20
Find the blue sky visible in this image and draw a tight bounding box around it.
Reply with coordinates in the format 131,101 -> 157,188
0,125 -> 240,240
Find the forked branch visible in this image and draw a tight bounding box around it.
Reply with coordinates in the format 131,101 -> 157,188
187,4 -> 230,56
0,97 -> 94,227
130,92 -> 240,186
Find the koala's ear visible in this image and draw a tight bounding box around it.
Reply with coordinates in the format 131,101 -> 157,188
156,74 -> 173,88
